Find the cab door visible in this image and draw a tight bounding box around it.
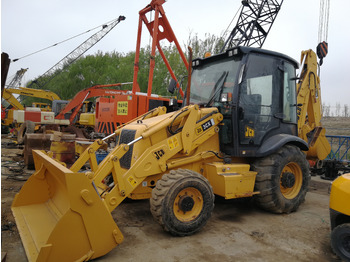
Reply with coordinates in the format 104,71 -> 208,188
236,53 -> 282,154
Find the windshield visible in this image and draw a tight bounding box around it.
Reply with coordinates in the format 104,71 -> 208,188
189,58 -> 241,105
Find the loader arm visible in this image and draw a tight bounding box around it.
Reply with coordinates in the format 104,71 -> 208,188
11,105 -> 224,261
296,49 -> 331,160
80,104 -> 222,211
70,106 -> 167,173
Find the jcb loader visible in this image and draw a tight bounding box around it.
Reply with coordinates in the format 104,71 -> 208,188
12,46 -> 331,261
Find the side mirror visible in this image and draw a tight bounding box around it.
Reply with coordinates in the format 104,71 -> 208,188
168,79 -> 177,94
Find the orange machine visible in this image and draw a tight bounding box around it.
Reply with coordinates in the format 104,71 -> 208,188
95,93 -> 179,134
94,0 -> 188,134
54,83 -> 130,123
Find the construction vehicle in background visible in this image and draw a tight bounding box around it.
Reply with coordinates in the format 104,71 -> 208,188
25,16 -> 126,90
4,67 -> 28,90
2,15 -> 125,127
329,173 -> 350,261
221,0 -> 284,51
6,0 -> 188,138
12,32 -> 331,262
94,0 -> 190,134
1,86 -> 62,132
1,15 -> 127,134
13,0 -> 189,172
2,86 -> 61,111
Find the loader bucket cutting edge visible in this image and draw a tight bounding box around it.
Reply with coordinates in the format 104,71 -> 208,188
11,150 -> 124,262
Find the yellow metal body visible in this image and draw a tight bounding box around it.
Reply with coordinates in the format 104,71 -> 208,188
329,173 -> 350,216
11,105 -> 258,261
32,102 -> 52,112
296,50 -> 331,160
205,162 -> 256,199
2,87 -> 61,111
2,108 -> 14,126
12,150 -> 123,262
78,112 -> 95,126
11,50 -> 331,262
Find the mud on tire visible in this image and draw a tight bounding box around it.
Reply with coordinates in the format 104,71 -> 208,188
150,169 -> 214,236
252,145 -> 310,214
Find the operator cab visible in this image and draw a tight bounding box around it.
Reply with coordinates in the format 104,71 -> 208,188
187,46 -> 300,157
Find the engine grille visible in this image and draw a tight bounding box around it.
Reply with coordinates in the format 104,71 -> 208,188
118,129 -> 136,169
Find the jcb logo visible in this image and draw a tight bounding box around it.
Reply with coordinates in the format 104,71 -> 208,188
153,149 -> 165,160
245,126 -> 255,138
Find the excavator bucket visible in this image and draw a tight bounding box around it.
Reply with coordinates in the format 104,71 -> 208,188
11,150 -> 124,262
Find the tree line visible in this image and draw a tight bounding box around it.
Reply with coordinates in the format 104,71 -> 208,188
322,103 -> 349,117
22,33 -> 223,105
21,33 -> 349,118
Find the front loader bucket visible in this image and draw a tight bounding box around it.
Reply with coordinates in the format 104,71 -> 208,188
11,150 -> 124,262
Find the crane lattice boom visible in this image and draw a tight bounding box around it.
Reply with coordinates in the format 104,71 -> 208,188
29,15 -> 125,89
221,0 -> 283,51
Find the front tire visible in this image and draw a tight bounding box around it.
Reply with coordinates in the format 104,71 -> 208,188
331,223 -> 350,261
252,145 -> 310,213
150,169 -> 214,236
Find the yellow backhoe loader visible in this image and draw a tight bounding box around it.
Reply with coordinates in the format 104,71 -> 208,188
12,45 -> 330,261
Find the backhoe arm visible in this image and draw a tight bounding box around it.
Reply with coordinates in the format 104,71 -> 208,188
296,49 -> 330,160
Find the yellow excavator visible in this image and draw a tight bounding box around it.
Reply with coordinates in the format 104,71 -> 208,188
2,86 -> 61,110
2,86 -> 61,127
11,44 -> 331,261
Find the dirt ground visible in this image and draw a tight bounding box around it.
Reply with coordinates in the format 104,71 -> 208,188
1,134 -> 342,262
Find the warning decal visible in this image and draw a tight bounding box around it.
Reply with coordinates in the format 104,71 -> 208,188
128,176 -> 137,187
168,136 -> 179,150
117,101 -> 128,115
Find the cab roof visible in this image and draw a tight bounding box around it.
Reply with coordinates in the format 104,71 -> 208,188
193,46 -> 299,69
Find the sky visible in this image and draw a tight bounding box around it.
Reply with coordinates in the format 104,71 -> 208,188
2,0 -> 350,109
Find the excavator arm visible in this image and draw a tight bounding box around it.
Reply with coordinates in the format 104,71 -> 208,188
55,83 -> 130,122
2,89 -> 25,110
296,49 -> 331,160
2,86 -> 61,110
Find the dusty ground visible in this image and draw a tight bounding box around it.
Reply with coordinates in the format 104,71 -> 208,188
1,134 -> 342,262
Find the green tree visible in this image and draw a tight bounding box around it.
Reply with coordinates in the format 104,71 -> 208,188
22,33 -> 223,105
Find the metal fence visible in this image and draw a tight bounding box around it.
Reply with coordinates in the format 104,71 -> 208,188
326,135 -> 350,163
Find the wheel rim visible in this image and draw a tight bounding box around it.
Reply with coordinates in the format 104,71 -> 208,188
280,162 -> 303,199
173,187 -> 203,222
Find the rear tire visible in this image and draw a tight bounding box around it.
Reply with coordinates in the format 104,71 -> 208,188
150,169 -> 214,236
252,145 -> 309,213
331,223 -> 350,261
